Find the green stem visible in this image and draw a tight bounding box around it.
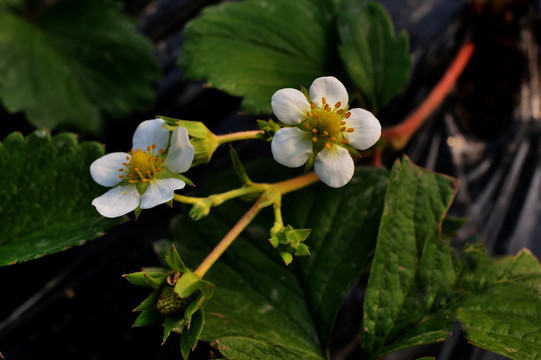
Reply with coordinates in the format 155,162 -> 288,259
216,130 -> 263,145
194,194 -> 266,278
173,194 -> 204,204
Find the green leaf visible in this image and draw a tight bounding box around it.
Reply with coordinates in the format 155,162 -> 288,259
0,131 -> 125,266
362,156 -> 458,358
0,0 -> 159,131
456,249 -> 541,359
181,309 -> 205,360
179,0 -> 339,114
166,162 -> 388,358
337,0 -> 412,111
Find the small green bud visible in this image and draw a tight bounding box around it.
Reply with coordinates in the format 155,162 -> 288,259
189,200 -> 211,221
280,251 -> 293,265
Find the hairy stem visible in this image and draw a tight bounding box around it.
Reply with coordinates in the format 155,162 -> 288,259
194,194 -> 266,278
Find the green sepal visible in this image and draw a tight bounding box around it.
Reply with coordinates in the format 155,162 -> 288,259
175,271 -> 201,298
133,310 -> 162,328
123,272 -> 167,288
183,293 -> 206,327
134,290 -> 160,311
163,313 -> 185,343
280,252 -> 293,266
230,146 -> 252,184
304,152 -> 316,172
143,272 -> 168,289
133,206 -> 143,220
159,116 -> 219,167
300,85 -> 310,102
181,309 -> 205,360
165,245 -> 188,273
196,279 -> 215,300
256,119 -> 281,141
157,167 -> 194,187
295,243 -> 311,257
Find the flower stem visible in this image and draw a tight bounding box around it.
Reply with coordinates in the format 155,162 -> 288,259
382,41 -> 475,149
216,130 -> 263,145
173,194 -> 204,204
271,171 -> 320,195
194,194 -> 266,278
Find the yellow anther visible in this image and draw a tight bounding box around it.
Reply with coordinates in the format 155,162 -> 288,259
312,137 -> 318,143
304,122 -> 310,129
323,130 -> 329,136
142,178 -> 148,183
312,128 -> 318,134
134,167 -> 139,172
338,109 -> 344,115
119,175 -> 125,178
340,120 -> 346,125
325,104 -> 331,112
137,148 -> 141,152
152,143 -> 156,149
335,101 -> 341,108
342,139 -> 349,144
330,136 -> 336,141
306,112 -> 311,118
159,149 -> 164,154
345,112 -> 351,118
147,145 -> 151,151
325,143 -> 331,149
311,102 -> 316,109
322,97 -> 327,104
130,149 -> 135,155
340,126 -> 346,131
118,168 -> 124,172
347,128 -> 354,133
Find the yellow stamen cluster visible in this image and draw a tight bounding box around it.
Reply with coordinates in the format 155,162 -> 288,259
303,97 -> 354,149
118,143 -> 165,183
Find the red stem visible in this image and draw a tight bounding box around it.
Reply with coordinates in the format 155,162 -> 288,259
381,41 -> 475,149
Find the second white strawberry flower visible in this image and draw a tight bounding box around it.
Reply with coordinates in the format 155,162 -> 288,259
271,76 -> 381,187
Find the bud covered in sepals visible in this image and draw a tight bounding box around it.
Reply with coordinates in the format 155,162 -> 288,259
123,245 -> 214,359
269,225 -> 311,265
160,116 -> 219,167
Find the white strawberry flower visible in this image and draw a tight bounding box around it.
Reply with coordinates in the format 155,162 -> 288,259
271,76 -> 381,187
90,118 -> 195,218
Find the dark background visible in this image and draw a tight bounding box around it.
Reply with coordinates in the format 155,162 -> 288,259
1,0 -> 541,359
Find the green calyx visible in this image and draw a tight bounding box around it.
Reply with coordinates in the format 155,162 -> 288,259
124,245 -> 214,356
160,116 -> 219,167
269,225 -> 311,265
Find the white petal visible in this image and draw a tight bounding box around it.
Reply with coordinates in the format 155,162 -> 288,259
314,145 -> 354,188
271,127 -> 313,168
140,178 -> 185,209
309,76 -> 348,110
271,88 -> 311,125
90,152 -> 129,187
92,184 -> 140,218
343,108 -> 382,150
132,118 -> 170,152
163,127 -> 195,173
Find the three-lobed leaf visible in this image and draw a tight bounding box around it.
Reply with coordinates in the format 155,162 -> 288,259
0,0 -> 159,131
0,130 -> 125,265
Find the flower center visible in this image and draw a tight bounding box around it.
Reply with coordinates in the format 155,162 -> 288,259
118,144 -> 165,183
303,97 -> 354,149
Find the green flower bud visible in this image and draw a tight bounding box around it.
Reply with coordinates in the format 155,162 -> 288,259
189,200 -> 211,221
175,120 -> 219,167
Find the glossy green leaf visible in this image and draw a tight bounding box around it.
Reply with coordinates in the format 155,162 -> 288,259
179,0 -> 339,114
337,0 -> 411,111
362,156 -> 458,358
0,131 -> 125,266
0,0 -> 159,131
457,249 -> 541,359
167,163 -> 388,359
